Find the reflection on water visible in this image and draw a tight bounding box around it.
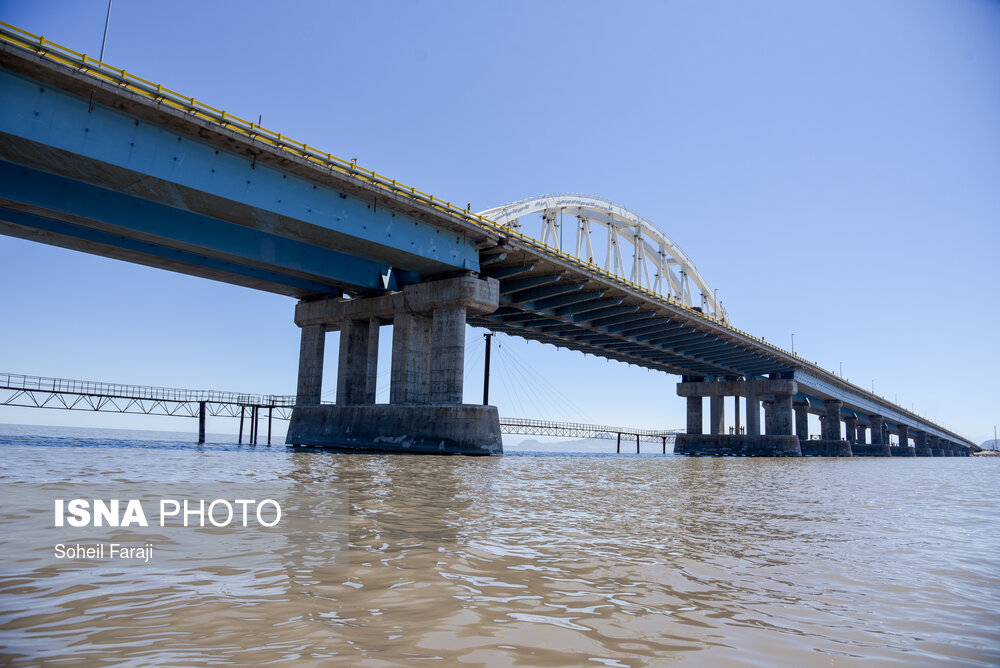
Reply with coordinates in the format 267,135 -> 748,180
0,432 -> 998,666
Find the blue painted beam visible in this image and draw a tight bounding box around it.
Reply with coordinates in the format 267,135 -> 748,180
604,314 -> 659,333
567,304 -> 638,321
646,329 -> 703,345
499,274 -> 562,294
484,264 -> 536,279
0,206 -> 342,295
630,323 -> 687,341
549,297 -> 623,317
618,320 -> 674,337
507,282 -> 584,304
591,312 -> 655,329
0,161 -> 397,292
528,290 -> 605,311
480,252 -> 508,265
0,68 -> 479,274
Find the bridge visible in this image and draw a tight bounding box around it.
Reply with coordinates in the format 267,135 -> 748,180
0,23 -> 977,457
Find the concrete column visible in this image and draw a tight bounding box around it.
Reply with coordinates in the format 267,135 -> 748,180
794,401 -> 809,441
857,423 -> 867,445
746,391 -> 760,436
390,312 -> 432,404
898,424 -> 909,448
296,324 -> 326,406
914,430 -> 930,456
762,400 -> 775,435
822,400 -> 843,441
686,396 -> 703,435
772,393 -> 794,435
336,319 -> 377,405
364,319 -> 380,403
734,395 -> 741,434
429,306 -> 467,404
844,416 -> 858,445
710,395 -> 725,435
869,415 -> 885,445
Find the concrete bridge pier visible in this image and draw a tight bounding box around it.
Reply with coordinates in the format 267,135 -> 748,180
914,431 -> 933,457
931,436 -> 945,457
794,400 -> 809,443
286,275 -> 503,455
674,378 -> 801,456
892,423 -> 916,456
746,388 -> 761,436
854,415 -> 892,456
803,399 -> 852,456
844,415 -> 858,447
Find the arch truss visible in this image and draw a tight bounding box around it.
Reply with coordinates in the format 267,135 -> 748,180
478,194 -> 728,323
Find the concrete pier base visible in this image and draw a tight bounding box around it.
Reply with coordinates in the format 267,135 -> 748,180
287,404 -> 502,455
287,275 -> 501,455
800,439 -> 852,457
890,446 -> 917,457
674,434 -> 801,457
852,443 -> 893,456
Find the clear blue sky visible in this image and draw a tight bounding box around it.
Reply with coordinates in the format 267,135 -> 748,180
1,0 -> 998,444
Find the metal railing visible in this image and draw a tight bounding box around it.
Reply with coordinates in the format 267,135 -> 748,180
0,373 -> 295,408
500,417 -> 679,443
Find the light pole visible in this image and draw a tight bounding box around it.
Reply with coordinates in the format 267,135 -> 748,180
100,0 -> 113,61
791,333 -> 795,355
839,361 -> 843,377
713,288 -> 719,316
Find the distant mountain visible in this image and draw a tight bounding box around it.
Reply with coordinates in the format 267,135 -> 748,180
980,439 -> 1000,451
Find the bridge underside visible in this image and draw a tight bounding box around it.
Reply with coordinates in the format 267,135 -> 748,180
0,51 -> 484,298
469,250 -> 790,378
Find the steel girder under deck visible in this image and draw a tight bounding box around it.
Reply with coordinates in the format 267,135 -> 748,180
470,254 -> 788,378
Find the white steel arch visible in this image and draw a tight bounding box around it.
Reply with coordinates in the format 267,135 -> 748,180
478,194 -> 728,323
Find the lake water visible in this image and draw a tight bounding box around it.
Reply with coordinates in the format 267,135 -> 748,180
1,426 -> 998,666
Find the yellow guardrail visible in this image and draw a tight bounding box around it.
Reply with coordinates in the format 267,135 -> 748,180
0,21 -> 960,436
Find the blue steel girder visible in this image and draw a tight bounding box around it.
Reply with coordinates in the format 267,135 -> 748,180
569,304 -> 640,321
617,320 -> 676,337
0,160 -> 405,293
492,312 -> 550,324
676,338 -> 728,353
507,282 -> 585,304
591,312 -> 655,329
481,252 -> 507,265
604,314 -> 662,333
628,323 -> 689,341
0,67 -> 480,286
0,206 -> 341,295
483,264 -> 536,279
648,329 -> 706,346
528,290 -> 605,311
498,274 -> 563,294
549,297 -> 623,317
645,324 -> 699,339
540,323 -> 583,334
